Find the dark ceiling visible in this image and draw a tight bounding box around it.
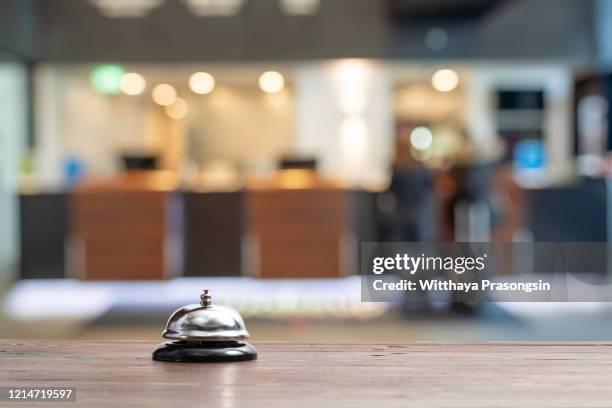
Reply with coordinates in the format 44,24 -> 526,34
0,0 -> 598,63
387,0 -> 509,21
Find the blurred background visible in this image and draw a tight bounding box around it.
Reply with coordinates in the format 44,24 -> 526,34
1,0 -> 612,341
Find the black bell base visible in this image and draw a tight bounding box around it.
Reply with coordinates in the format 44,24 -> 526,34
152,340 -> 257,363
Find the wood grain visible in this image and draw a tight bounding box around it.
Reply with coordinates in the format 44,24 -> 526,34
71,191 -> 168,280
246,189 -> 350,278
1,341 -> 612,407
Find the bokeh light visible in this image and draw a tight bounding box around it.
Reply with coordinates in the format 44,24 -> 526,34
189,72 -> 216,94
152,83 -> 177,106
410,126 -> 433,150
258,71 -> 285,94
120,72 -> 146,95
431,69 -> 459,92
165,97 -> 189,119
90,64 -> 125,95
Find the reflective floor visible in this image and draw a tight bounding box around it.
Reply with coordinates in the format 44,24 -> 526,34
3,277 -> 612,342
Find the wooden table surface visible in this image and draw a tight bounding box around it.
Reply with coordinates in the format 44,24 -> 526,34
2,340 -> 612,407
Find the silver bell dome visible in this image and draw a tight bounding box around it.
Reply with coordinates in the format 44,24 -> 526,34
162,290 -> 249,342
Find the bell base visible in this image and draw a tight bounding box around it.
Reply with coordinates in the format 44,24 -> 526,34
152,340 -> 257,363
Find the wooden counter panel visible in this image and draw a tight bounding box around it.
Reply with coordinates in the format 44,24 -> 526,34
70,190 -> 169,280
246,189 -> 350,278
2,340 -> 612,407
257,238 -> 343,278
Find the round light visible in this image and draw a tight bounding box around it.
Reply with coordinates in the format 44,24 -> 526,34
189,72 -> 216,94
431,69 -> 459,92
165,97 -> 188,119
90,64 -> 125,95
120,72 -> 146,95
410,126 -> 433,150
152,83 -> 177,106
258,71 -> 285,94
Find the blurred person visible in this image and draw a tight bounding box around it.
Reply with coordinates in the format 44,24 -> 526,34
440,133 -> 506,242
379,130 -> 436,242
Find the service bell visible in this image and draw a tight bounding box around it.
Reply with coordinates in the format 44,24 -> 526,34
152,290 -> 257,362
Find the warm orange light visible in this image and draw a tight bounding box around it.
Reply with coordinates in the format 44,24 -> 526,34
431,69 -> 459,92
165,97 -> 189,119
152,83 -> 177,106
120,72 -> 146,95
189,72 -> 216,94
258,71 -> 285,94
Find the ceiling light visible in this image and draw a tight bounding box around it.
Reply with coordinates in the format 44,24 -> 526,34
152,84 -> 177,106
183,0 -> 244,16
189,72 -> 216,94
431,69 -> 459,92
120,72 -> 146,95
258,71 -> 285,94
88,0 -> 164,18
279,0 -> 320,15
165,97 -> 189,119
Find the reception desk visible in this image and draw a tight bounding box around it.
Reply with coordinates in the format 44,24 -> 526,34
19,175 -> 376,280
